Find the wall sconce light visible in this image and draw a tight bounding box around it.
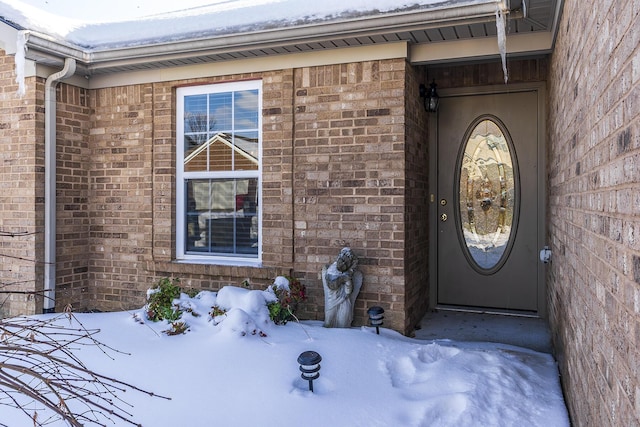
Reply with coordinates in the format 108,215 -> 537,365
297,351 -> 322,392
367,306 -> 385,334
419,80 -> 439,113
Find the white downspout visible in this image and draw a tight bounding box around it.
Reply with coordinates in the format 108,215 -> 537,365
43,58 -> 76,313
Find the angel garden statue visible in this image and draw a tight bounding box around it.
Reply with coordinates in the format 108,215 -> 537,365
322,247 -> 363,328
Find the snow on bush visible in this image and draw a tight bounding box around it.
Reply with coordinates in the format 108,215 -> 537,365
143,277 -> 305,337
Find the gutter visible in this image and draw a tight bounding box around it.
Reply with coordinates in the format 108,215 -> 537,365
43,57 -> 76,314
21,31 -> 87,62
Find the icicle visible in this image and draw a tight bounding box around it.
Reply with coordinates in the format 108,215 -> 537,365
495,7 -> 508,84
15,31 -> 27,98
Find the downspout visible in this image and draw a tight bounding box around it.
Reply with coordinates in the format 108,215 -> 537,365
43,57 -> 76,314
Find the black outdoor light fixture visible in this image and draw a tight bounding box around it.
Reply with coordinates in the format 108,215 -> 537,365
419,80 -> 440,113
367,306 -> 385,334
297,351 -> 322,392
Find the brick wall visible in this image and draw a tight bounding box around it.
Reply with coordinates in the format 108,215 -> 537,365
57,58 -> 544,333
0,51 -> 42,317
291,59 -> 410,331
147,71 -> 293,295
429,57 -> 548,89
87,84 -> 154,311
141,62 -> 414,332
547,0 -> 640,425
1,53 -> 425,333
403,63 -> 430,334
55,83 -> 91,311
88,72 -> 295,311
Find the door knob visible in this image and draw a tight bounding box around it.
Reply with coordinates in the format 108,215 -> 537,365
440,213 -> 448,222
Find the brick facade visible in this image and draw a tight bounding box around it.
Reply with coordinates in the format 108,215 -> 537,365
2,0 -> 639,423
86,84 -> 154,310
0,52 -> 550,335
547,0 -> 640,425
428,58 -> 548,89
2,2 -> 639,423
0,51 -> 42,317
56,84 -> 91,310
403,64 -> 430,333
0,59 -> 427,334
145,72 -> 295,302
290,60 -> 422,331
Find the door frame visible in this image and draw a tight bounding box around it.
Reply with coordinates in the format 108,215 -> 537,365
428,82 -> 548,317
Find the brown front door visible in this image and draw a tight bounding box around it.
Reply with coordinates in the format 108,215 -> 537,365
436,88 -> 544,312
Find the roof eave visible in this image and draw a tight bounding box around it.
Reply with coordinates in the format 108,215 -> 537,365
23,0 -> 508,75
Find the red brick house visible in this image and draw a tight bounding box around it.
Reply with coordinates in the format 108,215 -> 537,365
0,1 -> 638,425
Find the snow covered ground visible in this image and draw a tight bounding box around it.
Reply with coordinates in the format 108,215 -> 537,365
2,285 -> 570,427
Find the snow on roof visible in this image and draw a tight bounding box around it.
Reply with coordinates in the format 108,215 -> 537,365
0,0 -> 486,49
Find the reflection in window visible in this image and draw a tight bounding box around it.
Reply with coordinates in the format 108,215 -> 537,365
183,90 -> 259,172
459,118 -> 516,270
186,178 -> 258,255
177,81 -> 261,261
184,133 -> 258,172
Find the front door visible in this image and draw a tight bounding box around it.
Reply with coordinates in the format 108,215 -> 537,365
436,87 -> 544,312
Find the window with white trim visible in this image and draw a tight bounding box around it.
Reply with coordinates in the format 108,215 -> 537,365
176,81 -> 261,264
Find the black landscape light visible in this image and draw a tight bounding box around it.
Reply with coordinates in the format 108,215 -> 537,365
297,351 -> 322,392
367,306 -> 385,334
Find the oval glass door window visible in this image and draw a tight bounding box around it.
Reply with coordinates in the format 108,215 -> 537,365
458,117 -> 518,272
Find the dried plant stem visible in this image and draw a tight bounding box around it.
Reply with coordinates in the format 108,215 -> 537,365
1,313 -> 169,426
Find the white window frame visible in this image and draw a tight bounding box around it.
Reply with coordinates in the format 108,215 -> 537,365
176,80 -> 262,266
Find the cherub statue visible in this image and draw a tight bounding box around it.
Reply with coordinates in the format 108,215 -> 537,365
322,247 -> 363,328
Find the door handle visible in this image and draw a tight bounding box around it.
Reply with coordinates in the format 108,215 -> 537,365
440,213 -> 448,222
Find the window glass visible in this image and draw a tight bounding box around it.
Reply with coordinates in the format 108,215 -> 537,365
185,178 -> 259,255
177,82 -> 261,262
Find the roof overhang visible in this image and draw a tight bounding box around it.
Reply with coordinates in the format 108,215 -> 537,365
4,0 -> 563,86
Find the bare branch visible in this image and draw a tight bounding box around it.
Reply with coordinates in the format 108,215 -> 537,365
0,229 -> 38,237
1,313 -> 170,426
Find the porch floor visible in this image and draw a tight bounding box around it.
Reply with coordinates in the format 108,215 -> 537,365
414,309 -> 553,354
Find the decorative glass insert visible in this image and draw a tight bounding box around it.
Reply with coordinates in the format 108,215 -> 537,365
458,117 -> 517,271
